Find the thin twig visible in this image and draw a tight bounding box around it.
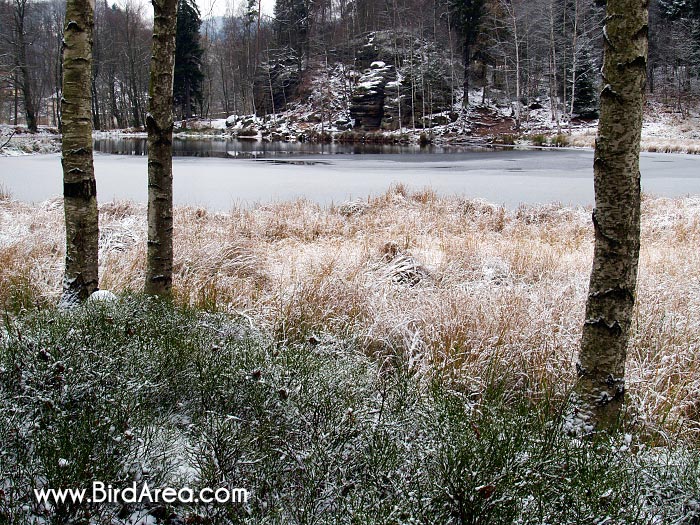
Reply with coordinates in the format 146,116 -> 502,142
0,130 -> 16,149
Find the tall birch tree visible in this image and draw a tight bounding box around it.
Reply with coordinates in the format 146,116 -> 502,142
576,0 -> 648,431
60,0 -> 99,306
145,0 -> 178,296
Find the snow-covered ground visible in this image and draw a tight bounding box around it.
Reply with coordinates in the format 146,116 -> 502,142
0,124 -> 61,156
568,99 -> 700,153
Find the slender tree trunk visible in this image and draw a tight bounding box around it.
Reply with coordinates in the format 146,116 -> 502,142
14,70 -> 19,125
54,30 -> 63,130
463,39 -> 471,107
549,0 -> 561,133
129,68 -> 142,127
91,78 -> 101,130
145,0 -> 178,296
220,60 -> 230,115
92,11 -> 101,130
60,0 -> 99,306
185,78 -> 192,119
109,77 -> 120,128
447,10 -> 456,107
267,50 -> 277,119
562,2 -> 568,117
18,61 -> 37,131
255,0 -> 262,74
569,0 -> 580,121
513,13 -> 521,130
576,0 -> 648,431
410,43 -> 416,130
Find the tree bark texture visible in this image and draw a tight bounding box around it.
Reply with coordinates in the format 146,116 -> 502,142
60,0 -> 99,307
145,0 -> 178,296
576,0 -> 648,431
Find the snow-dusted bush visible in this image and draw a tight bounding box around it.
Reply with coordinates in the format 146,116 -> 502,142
2,299 -> 700,523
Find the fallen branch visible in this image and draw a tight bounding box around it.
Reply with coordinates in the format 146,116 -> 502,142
0,130 -> 16,149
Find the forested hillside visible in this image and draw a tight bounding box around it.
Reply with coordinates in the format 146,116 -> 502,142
0,0 -> 698,132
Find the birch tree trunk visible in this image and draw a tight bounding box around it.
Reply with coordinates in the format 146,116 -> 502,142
145,0 -> 178,296
576,0 -> 648,431
60,0 -> 99,307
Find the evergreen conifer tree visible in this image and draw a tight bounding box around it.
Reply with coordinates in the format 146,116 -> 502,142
572,47 -> 599,118
174,0 -> 204,119
447,0 -> 486,107
273,0 -> 309,69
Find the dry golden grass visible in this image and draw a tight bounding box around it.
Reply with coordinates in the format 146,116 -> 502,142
2,189 -> 700,439
568,127 -> 700,154
0,183 -> 11,201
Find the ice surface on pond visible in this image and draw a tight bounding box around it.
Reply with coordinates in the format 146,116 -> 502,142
2,149 -> 700,210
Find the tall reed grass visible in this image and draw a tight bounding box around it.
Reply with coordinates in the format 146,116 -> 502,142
2,189 -> 700,440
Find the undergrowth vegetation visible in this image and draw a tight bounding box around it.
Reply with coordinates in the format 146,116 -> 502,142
1,299 -> 700,524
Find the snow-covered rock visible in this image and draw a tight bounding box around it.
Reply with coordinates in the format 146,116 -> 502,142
88,290 -> 118,303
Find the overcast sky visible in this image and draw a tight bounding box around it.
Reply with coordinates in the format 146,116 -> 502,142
196,0 -> 274,19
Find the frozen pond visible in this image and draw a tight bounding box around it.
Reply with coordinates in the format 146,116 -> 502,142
2,148 -> 700,210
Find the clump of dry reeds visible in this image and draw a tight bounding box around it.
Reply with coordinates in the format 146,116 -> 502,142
567,129 -> 700,154
2,188 -> 700,439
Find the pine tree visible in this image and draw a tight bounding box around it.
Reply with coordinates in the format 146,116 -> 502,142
658,0 -> 700,57
658,0 -> 699,19
447,0 -> 486,107
174,0 -> 204,119
572,47 -> 598,119
273,0 -> 309,69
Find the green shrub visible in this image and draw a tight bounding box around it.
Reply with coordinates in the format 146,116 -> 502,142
530,134 -> 547,147
2,298 -> 700,524
493,134 -> 517,146
552,134 -> 570,147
